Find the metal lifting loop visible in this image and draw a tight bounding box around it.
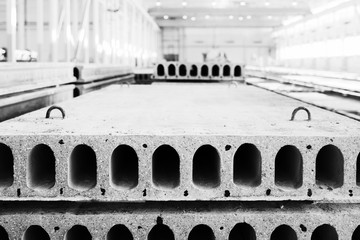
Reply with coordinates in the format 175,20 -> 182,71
290,107 -> 311,121
45,106 -> 65,119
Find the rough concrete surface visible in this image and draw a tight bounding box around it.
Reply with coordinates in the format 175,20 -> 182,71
0,202 -> 359,239
0,83 -> 359,201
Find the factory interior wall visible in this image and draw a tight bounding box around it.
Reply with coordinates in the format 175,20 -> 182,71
162,27 -> 273,64
273,2 -> 360,73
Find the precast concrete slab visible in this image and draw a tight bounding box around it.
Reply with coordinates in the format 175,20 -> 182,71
154,62 -> 244,81
0,63 -> 76,96
0,202 -> 359,240
74,64 -> 133,83
0,83 -> 360,201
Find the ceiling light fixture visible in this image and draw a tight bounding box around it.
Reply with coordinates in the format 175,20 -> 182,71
268,15 -> 273,19
163,15 -> 169,20
229,15 -> 234,20
238,16 -> 244,21
211,1 -> 216,7
265,1 -> 270,6
246,15 -> 252,19
240,2 -> 246,6
183,15 -> 188,20
292,1 -> 298,6
182,1 -> 187,7
205,15 -> 210,20
156,1 -> 161,7
191,16 -> 196,21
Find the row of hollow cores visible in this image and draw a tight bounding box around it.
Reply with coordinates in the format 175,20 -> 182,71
0,222 -> 354,240
0,143 -> 349,192
156,64 -> 242,78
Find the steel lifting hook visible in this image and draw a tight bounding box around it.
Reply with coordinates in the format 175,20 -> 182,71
290,107 -> 311,121
45,106 -> 66,119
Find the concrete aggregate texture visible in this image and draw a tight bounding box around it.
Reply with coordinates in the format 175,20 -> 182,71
0,203 -> 359,239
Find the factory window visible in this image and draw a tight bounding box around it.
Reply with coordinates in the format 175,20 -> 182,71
179,64 -> 187,77
311,224 -> 338,240
229,223 -> 256,240
357,153 -> 360,186
193,145 -> 221,188
0,143 -> 14,188
188,224 -> 215,240
23,225 -> 50,240
168,64 -> 176,76
352,226 -> 360,240
69,145 -> 97,191
223,65 -> 231,77
157,64 -> 165,76
65,225 -> 92,240
212,65 -> 220,77
148,224 -> 175,240
152,145 -> 180,189
271,225 -> 297,240
107,225 -> 133,240
233,144 -> 261,187
0,226 -> 9,240
234,66 -> 241,77
111,145 -> 138,190
28,144 -> 56,190
190,65 -> 198,77
316,145 -> 343,188
275,145 -> 303,189
201,65 -> 209,77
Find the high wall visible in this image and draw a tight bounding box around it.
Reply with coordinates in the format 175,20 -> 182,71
273,1 -> 360,73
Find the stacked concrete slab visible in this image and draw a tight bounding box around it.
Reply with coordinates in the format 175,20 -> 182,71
73,64 -> 134,96
154,62 -> 244,81
0,83 -> 360,239
0,63 -> 76,121
0,63 -> 135,122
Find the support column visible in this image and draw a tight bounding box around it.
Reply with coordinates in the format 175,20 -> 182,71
65,0 -> 71,62
49,0 -> 58,62
6,0 -> 17,62
18,0 -> 25,50
122,0 -> 129,65
83,0 -> 90,63
36,0 -> 44,61
132,5 -> 136,66
72,0 -> 78,53
92,0 -> 99,63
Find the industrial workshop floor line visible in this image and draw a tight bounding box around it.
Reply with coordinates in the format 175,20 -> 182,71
0,83 -> 359,202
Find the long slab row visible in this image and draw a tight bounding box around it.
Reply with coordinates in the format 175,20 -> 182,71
0,203 -> 359,239
153,62 -> 244,80
0,63 -> 76,96
73,64 -> 132,83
